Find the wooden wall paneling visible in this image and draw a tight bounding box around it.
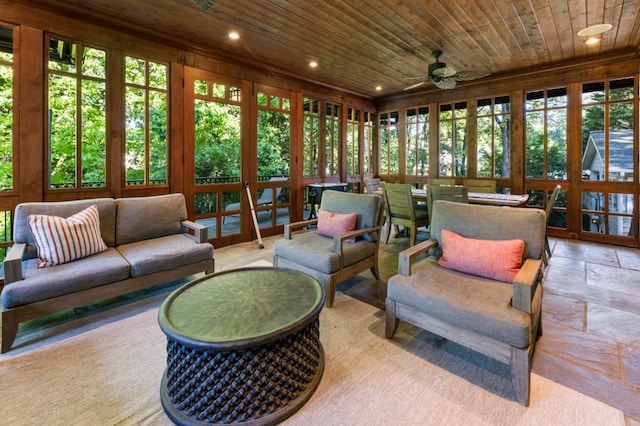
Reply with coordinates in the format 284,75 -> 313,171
108,50 -> 124,198
18,25 -> 43,202
169,61 -> 185,196
181,65 -> 196,219
509,90 -> 525,195
566,82 -> 583,239
466,101 -> 478,178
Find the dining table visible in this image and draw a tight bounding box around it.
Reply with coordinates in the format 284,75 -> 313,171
410,188 -> 529,207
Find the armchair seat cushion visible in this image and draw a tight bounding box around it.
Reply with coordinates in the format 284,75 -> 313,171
273,234 -> 376,274
117,234 -> 214,278
1,248 -> 130,309
387,258 -> 539,348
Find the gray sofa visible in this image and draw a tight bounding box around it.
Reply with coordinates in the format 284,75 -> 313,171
385,200 -> 545,406
1,193 -> 214,353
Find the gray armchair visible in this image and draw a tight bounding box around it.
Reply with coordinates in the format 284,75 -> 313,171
385,200 -> 546,406
273,190 -> 384,308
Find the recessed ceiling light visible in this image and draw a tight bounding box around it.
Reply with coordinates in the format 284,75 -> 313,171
584,36 -> 602,45
228,32 -> 240,40
309,61 -> 318,68
375,86 -> 382,91
578,24 -> 612,37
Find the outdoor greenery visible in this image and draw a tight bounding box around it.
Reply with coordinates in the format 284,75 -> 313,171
406,107 -> 429,176
379,111 -> 399,175
525,88 -> 568,180
439,102 -> 467,176
477,97 -> 510,178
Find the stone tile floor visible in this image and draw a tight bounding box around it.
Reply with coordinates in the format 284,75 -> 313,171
536,238 -> 640,423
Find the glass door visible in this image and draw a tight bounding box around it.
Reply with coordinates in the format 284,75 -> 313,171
580,77 -> 638,246
253,84 -> 294,238
184,68 -> 247,246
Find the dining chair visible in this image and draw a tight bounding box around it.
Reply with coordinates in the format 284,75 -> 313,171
463,178 -> 496,193
543,184 -> 562,265
427,184 -> 469,220
428,177 -> 456,186
363,175 -> 382,194
382,182 -> 429,247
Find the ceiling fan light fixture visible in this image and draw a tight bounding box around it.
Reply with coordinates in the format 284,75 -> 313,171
191,0 -> 214,11
577,23 -> 612,37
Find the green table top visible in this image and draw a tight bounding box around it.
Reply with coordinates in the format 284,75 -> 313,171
159,267 -> 324,350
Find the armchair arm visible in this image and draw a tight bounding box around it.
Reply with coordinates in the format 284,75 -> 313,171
332,225 -> 381,269
512,258 -> 543,314
283,218 -> 318,239
3,243 -> 26,284
181,220 -> 208,243
398,239 -> 438,276
332,225 -> 380,253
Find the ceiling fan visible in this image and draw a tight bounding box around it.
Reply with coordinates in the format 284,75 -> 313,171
404,51 -> 489,90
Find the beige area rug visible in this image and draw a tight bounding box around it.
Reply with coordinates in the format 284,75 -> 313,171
0,282 -> 624,426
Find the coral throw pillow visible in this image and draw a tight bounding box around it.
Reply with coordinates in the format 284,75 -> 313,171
317,209 -> 358,242
438,229 -> 525,283
28,205 -> 107,268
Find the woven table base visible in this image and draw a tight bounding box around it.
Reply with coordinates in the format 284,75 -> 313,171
161,319 -> 324,425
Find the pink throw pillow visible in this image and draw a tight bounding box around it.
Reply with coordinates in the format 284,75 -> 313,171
438,229 -> 525,283
317,209 -> 357,242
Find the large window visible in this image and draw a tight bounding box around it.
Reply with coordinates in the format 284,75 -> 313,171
406,107 -> 429,177
303,98 -> 320,178
439,102 -> 467,176
0,24 -> 14,263
477,96 -> 510,178
124,56 -> 168,186
0,25 -> 13,193
193,78 -> 242,236
379,111 -> 399,175
47,37 -> 107,189
324,102 -> 340,178
582,78 -> 635,182
581,78 -> 635,237
525,88 -> 567,180
256,91 -> 290,180
346,107 -> 360,177
256,89 -> 291,226
363,111 -> 374,175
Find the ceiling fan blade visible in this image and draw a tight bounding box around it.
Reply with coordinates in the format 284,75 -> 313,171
403,81 -> 429,91
433,78 -> 457,89
432,66 -> 456,78
451,70 -> 490,82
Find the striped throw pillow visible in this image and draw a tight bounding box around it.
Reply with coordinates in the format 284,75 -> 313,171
28,205 -> 107,268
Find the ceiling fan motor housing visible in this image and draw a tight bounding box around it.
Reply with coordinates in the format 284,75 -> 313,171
428,61 -> 446,80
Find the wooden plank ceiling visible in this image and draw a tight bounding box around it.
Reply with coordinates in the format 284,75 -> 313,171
15,0 -> 640,98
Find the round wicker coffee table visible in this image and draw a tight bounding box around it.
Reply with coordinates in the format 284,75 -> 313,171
158,266 -> 325,425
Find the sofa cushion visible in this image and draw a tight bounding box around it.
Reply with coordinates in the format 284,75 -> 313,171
116,194 -> 187,245
438,229 -> 524,283
0,248 -> 130,309
317,209 -> 357,242
28,205 -> 107,268
273,234 -> 375,274
13,198 -> 116,259
117,234 -> 214,277
387,258 -> 536,348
